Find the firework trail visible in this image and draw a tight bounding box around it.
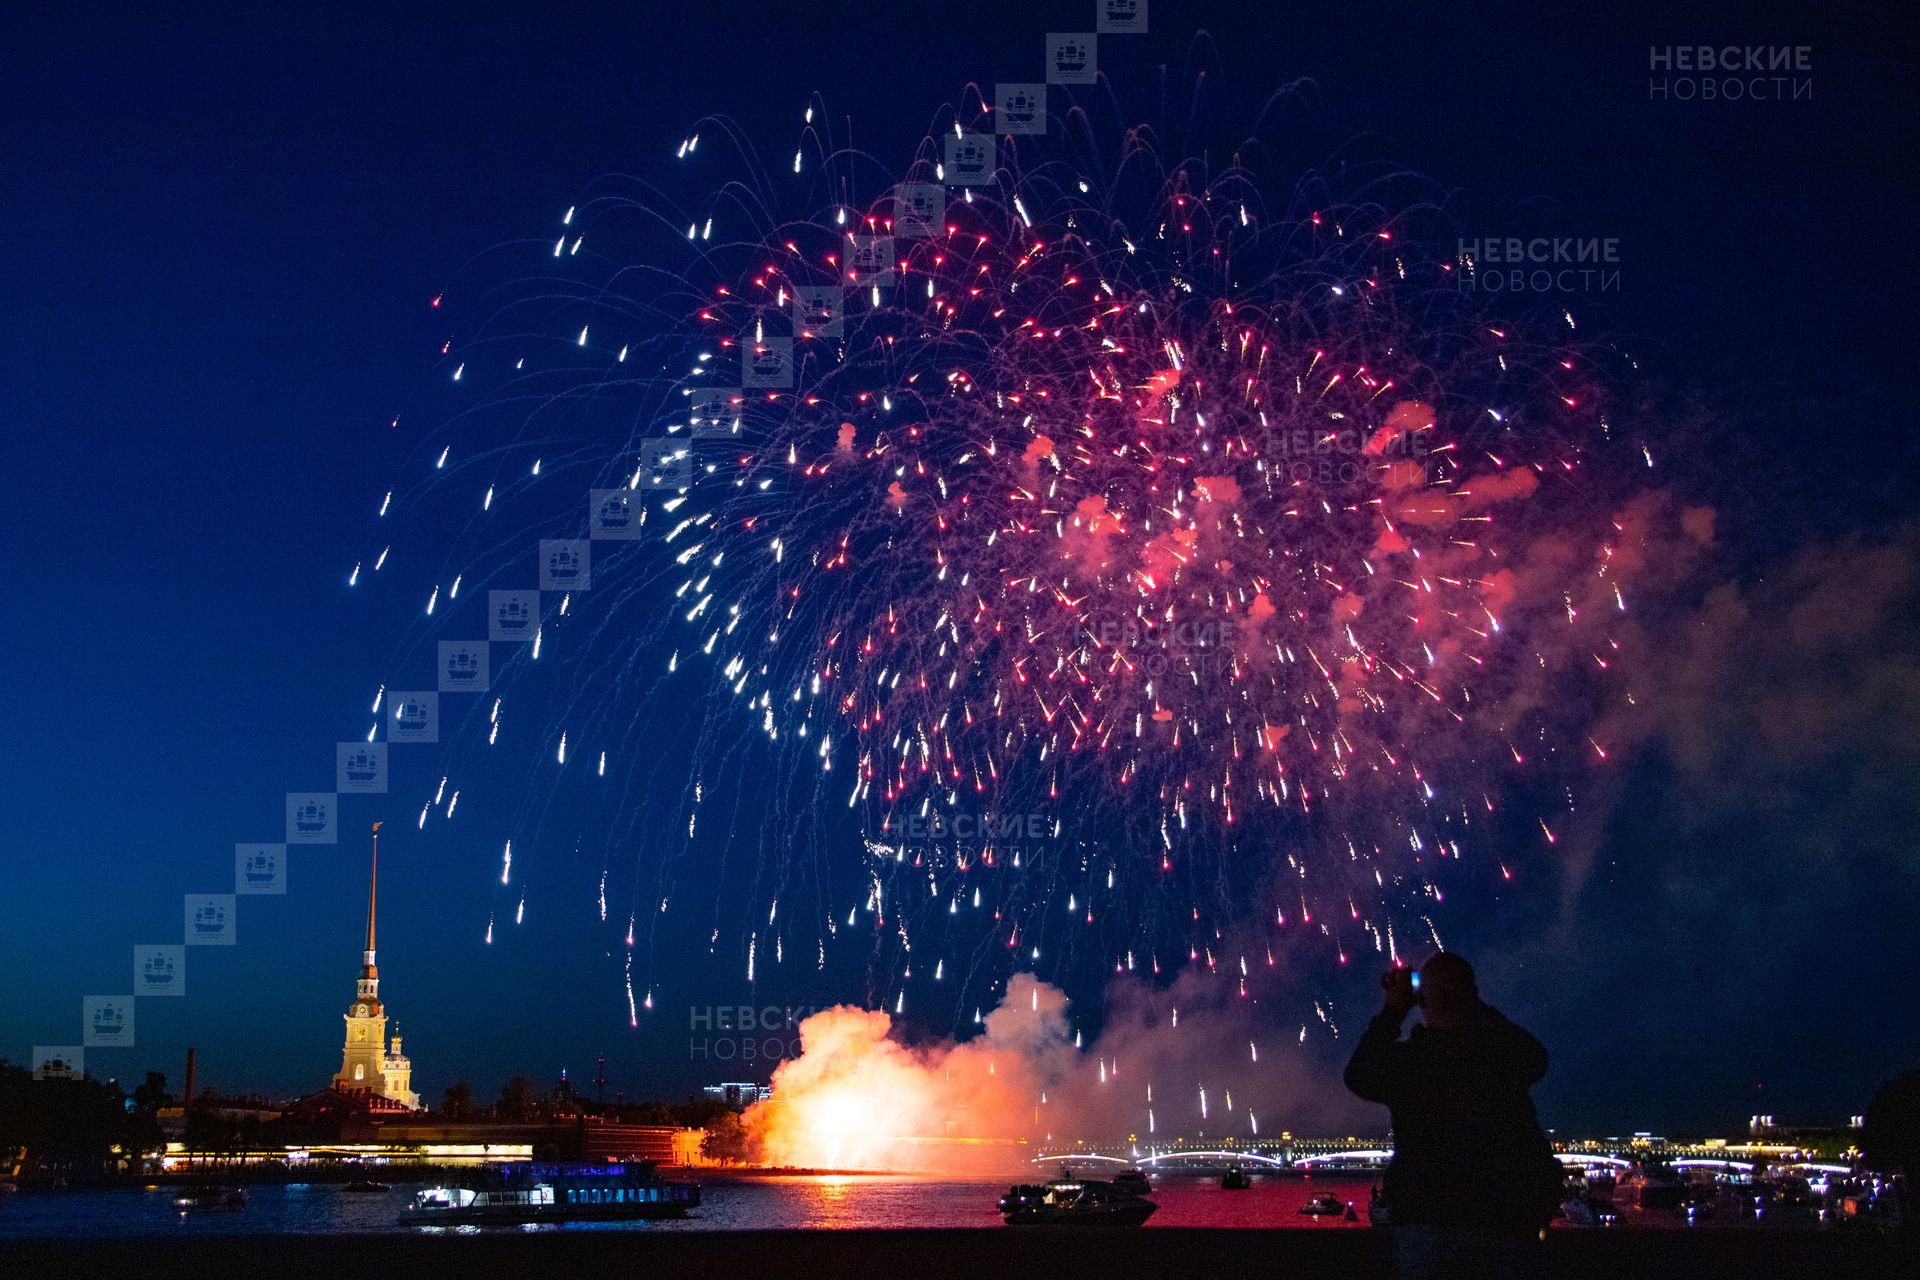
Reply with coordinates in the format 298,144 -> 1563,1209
358,77 -> 1675,1036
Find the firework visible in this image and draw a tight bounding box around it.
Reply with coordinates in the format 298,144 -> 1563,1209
365,83 -> 1659,1028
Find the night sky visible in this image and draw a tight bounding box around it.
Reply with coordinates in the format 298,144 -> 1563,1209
3,0 -> 1916,1137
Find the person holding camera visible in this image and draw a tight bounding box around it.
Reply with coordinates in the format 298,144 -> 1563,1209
1343,952 -> 1563,1279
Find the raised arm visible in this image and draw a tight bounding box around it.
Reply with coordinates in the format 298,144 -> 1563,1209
1343,1005 -> 1413,1103
1345,968 -> 1420,1104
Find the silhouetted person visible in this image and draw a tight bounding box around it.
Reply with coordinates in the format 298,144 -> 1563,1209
1863,1068 -> 1919,1239
1344,952 -> 1562,1279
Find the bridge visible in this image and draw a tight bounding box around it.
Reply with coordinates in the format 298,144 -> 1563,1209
1030,1144 -> 1390,1172
1033,1150 -> 1295,1170
1031,1147 -> 1854,1178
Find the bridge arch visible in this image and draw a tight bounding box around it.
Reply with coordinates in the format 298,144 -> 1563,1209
1294,1149 -> 1393,1167
1032,1150 -> 1293,1168
1556,1153 -> 1631,1170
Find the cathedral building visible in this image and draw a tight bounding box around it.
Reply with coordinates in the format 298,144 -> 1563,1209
332,822 -> 420,1109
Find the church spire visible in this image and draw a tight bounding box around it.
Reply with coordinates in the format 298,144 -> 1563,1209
363,820 -> 380,974
333,819 -> 418,1110
355,823 -> 381,1003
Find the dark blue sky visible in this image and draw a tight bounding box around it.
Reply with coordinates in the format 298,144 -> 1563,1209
3,1 -> 1915,1135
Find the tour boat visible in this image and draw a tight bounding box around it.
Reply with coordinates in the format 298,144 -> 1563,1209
1111,1169 -> 1152,1195
1621,1165 -> 1689,1214
401,1162 -> 699,1225
1298,1193 -> 1346,1215
999,1174 -> 1158,1226
173,1186 -> 248,1212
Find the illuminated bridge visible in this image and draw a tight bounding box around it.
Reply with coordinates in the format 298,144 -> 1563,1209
1032,1145 -> 1853,1177
1030,1140 -> 1393,1172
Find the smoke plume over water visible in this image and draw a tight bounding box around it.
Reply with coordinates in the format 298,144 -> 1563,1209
744,969 -> 1368,1172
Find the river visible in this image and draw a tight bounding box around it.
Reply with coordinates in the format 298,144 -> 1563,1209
0,1172 -> 1379,1236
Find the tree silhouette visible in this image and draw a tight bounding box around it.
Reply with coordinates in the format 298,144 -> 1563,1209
439,1080 -> 474,1120
496,1076 -> 538,1122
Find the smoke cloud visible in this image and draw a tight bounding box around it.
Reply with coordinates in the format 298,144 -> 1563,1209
1502,527 -> 1920,1126
743,967 -> 1369,1172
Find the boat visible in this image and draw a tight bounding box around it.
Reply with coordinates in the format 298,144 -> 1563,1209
1366,1185 -> 1391,1226
1622,1164 -> 1688,1213
1111,1169 -> 1152,1195
341,1179 -> 391,1193
174,1186 -> 248,1212
1000,1176 -> 1158,1226
401,1162 -> 699,1225
1299,1193 -> 1346,1216
1220,1167 -> 1252,1191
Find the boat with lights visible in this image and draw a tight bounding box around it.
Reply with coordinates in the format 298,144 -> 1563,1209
999,1172 -> 1158,1226
1299,1193 -> 1347,1215
401,1162 -> 699,1225
173,1186 -> 248,1213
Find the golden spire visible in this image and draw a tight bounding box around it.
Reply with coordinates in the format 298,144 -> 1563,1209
363,821 -> 381,976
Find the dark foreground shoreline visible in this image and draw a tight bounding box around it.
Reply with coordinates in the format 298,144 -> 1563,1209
2,1228 -> 1911,1280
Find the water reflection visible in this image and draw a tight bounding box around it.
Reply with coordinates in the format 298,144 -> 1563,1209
0,1173 -> 1379,1236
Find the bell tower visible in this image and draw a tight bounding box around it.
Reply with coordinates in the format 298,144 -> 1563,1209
332,822 -> 415,1105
